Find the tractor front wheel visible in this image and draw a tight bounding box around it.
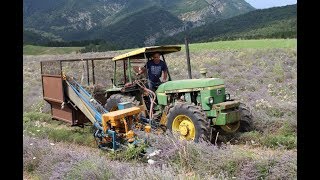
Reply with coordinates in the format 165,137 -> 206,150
220,121 -> 241,133
239,103 -> 253,132
166,103 -> 209,142
218,103 -> 253,134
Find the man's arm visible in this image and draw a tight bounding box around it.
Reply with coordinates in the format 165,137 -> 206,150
162,61 -> 168,82
162,70 -> 167,82
138,62 -> 148,75
138,67 -> 146,75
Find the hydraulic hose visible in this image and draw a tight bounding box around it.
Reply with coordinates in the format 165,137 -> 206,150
134,80 -> 156,123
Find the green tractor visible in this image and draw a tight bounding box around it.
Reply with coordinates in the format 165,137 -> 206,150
104,45 -> 253,142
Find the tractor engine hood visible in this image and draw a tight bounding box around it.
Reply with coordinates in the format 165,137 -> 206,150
156,78 -> 224,93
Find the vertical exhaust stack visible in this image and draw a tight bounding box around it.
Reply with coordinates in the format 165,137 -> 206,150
200,68 -> 207,78
185,35 -> 192,79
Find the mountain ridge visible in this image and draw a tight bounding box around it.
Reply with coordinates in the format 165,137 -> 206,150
23,0 -> 254,46
157,4 -> 296,45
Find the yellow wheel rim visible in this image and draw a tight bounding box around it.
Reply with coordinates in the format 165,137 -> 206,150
172,115 -> 195,140
220,121 -> 240,133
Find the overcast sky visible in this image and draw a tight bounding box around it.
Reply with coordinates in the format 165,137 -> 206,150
245,0 -> 297,9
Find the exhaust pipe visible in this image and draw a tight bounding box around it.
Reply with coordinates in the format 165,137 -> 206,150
185,36 -> 192,79
200,68 -> 207,78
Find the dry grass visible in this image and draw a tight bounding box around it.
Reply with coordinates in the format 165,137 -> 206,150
23,134 -> 296,179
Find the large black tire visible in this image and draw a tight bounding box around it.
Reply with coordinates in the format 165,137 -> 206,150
104,94 -> 139,112
239,103 -> 253,132
166,103 -> 210,142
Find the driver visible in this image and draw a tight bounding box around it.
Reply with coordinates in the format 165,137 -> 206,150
138,52 -> 168,92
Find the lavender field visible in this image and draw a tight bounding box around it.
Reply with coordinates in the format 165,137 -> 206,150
23,40 -> 297,179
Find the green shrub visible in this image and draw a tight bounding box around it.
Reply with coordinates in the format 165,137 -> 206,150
65,160 -> 113,179
46,128 -> 95,147
238,131 -> 261,143
23,112 -> 52,123
256,159 -> 276,179
261,134 -> 296,149
238,129 -> 296,149
109,143 -> 148,161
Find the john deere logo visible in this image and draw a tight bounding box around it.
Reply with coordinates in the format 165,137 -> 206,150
217,89 -> 222,95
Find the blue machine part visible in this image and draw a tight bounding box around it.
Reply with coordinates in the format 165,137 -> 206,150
93,122 -> 103,131
67,80 -> 108,123
118,102 -> 133,110
72,79 -> 108,114
65,77 -> 124,150
107,129 -> 118,150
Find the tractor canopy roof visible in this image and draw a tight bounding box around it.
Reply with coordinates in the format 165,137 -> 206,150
112,45 -> 181,61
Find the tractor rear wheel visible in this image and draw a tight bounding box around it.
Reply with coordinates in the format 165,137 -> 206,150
166,103 -> 210,142
104,94 -> 139,112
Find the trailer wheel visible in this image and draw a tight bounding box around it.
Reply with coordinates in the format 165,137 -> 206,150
166,103 -> 209,142
104,94 -> 139,111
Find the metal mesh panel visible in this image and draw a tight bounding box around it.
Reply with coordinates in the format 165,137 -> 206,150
41,61 -> 61,75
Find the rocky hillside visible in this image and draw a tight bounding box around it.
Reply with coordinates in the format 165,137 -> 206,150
158,4 -> 297,44
23,0 -> 254,46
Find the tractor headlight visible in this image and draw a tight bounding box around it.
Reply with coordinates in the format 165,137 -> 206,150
208,97 -> 214,104
225,93 -> 231,101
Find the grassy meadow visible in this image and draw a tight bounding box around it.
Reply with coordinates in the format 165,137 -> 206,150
23,45 -> 83,55
24,39 -> 297,55
185,39 -> 296,51
23,39 -> 297,179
